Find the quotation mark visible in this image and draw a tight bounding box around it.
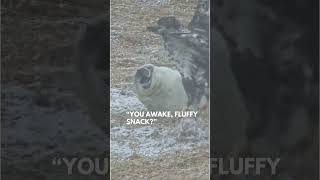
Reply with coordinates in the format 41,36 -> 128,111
52,157 -> 62,166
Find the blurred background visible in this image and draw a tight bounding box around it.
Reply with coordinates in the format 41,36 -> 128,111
2,0 -> 108,179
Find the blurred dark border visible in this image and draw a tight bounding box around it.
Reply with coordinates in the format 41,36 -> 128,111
1,0 -> 110,179
210,0 -> 319,179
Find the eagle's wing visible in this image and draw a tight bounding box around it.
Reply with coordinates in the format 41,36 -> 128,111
147,0 -> 209,108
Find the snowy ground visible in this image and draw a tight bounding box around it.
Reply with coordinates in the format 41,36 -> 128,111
110,88 -> 209,160
110,0 -> 209,178
110,88 -> 209,179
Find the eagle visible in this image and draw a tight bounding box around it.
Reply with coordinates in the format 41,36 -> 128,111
135,0 -> 249,156
135,0 -> 209,111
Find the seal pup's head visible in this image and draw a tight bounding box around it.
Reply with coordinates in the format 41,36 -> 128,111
134,64 -> 154,90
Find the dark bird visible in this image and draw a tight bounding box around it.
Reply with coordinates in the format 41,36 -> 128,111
147,0 -> 209,110
146,0 -> 249,157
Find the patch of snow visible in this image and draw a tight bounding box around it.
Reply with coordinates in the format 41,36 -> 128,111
111,118 -> 208,160
111,88 -> 146,115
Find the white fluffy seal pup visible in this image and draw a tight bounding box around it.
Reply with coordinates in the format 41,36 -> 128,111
134,64 -> 188,111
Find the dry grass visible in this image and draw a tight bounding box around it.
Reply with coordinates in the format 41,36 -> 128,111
110,0 -> 197,87
111,147 -> 209,180
110,0 -> 210,179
